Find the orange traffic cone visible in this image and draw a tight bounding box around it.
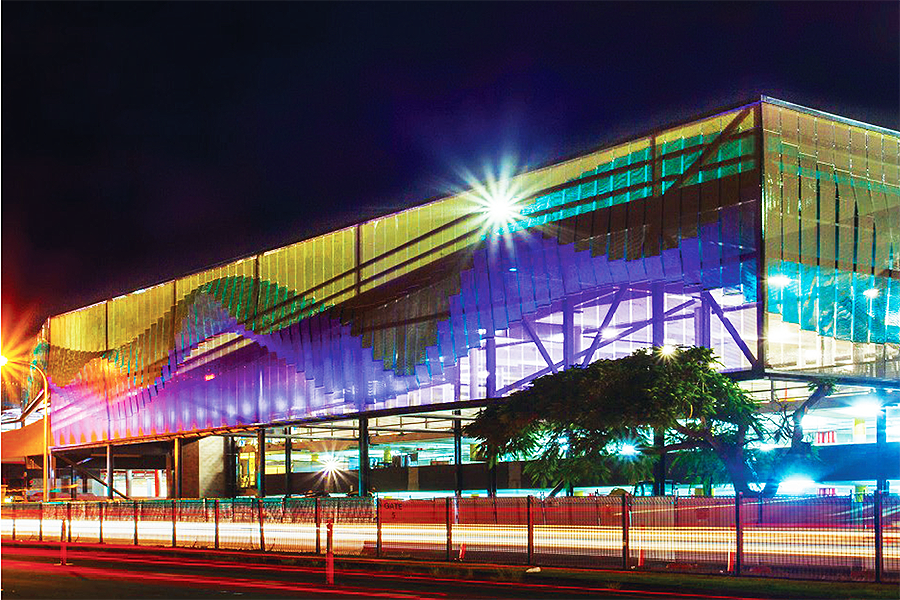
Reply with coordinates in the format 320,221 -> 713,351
727,550 -> 735,572
637,548 -> 645,567
458,543 -> 466,561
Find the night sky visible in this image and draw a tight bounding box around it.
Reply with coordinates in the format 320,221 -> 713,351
3,2 -> 898,340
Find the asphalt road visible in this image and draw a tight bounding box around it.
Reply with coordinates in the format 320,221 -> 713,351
0,544 -> 732,599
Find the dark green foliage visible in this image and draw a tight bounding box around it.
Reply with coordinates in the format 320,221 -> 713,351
465,346 -> 830,497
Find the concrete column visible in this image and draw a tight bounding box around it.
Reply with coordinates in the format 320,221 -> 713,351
694,298 -> 711,348
486,336 -> 497,398
468,348 -> 479,400
256,428 -> 266,498
358,418 -> 369,496
125,470 -> 133,498
173,438 -> 182,499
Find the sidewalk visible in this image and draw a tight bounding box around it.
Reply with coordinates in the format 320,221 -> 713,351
3,540 -> 896,599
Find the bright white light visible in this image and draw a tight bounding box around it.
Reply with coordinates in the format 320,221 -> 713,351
768,275 -> 791,288
619,443 -> 639,457
460,158 -> 530,234
0,356 -> 7,368
757,442 -> 777,453
852,397 -> 883,418
769,324 -> 791,343
508,267 -> 517,272
863,287 -> 879,300
484,194 -> 520,225
800,415 -> 821,430
660,344 -> 677,356
320,457 -> 341,474
601,327 -> 615,339
779,476 -> 816,495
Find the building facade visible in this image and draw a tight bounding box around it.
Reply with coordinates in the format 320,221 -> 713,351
9,97 -> 900,499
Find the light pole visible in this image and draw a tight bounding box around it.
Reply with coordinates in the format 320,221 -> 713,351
0,355 -> 51,502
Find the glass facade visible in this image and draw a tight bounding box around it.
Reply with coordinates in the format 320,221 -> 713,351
30,98 -> 897,450
762,99 -> 900,378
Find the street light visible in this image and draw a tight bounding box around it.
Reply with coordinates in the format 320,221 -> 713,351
1,355 -> 51,502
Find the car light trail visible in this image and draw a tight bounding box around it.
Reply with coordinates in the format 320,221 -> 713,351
3,517 -> 897,566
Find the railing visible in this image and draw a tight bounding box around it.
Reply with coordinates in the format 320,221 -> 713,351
2,493 -> 897,583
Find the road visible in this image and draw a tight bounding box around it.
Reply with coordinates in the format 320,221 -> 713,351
0,544 -> 766,599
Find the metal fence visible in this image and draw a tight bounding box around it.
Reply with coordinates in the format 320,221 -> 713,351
2,493 -> 896,583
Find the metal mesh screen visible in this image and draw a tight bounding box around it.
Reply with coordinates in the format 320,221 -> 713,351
102,501 -> 135,545
137,500 -> 175,547
535,496 -> 624,568
71,501 -> 101,543
268,497 -> 317,553
628,497 -> 736,573
455,497 -> 528,564
175,499 -> 213,548
318,497 -> 375,556
379,498 -> 447,560
217,498 -> 261,551
883,495 -> 899,581
743,495 -> 875,580
1,494 -> 894,582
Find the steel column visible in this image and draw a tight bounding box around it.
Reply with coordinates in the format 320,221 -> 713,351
256,428 -> 266,498
876,406 -> 887,493
284,428 -> 293,497
875,490 -> 883,583
734,492 -> 743,576
453,411 -> 463,496
651,284 -> 666,497
106,444 -> 114,500
563,298 -> 575,369
358,417 -> 369,496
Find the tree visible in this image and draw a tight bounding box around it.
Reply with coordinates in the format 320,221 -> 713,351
464,346 -> 833,497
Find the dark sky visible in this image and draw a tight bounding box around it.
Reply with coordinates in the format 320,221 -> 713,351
3,2 -> 898,339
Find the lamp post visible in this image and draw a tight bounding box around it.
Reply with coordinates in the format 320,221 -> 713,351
1,356 -> 51,502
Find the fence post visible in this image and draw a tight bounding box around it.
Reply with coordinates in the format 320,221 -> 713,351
214,499 -> 220,550
67,502 -> 72,543
59,519 -> 68,566
874,490 -> 883,584
621,494 -> 630,570
445,497 -> 452,561
734,492 -> 743,576
133,500 -> 139,545
526,496 -> 534,565
325,521 -> 334,585
315,497 -> 321,554
376,497 -> 382,559
39,502 -> 44,542
98,502 -> 104,544
257,497 -> 266,552
171,499 -> 177,548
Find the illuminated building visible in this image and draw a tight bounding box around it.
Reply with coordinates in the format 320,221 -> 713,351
4,97 -> 898,500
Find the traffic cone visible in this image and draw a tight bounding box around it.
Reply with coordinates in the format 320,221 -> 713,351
637,548 -> 645,567
727,550 -> 735,572
458,543 -> 466,561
